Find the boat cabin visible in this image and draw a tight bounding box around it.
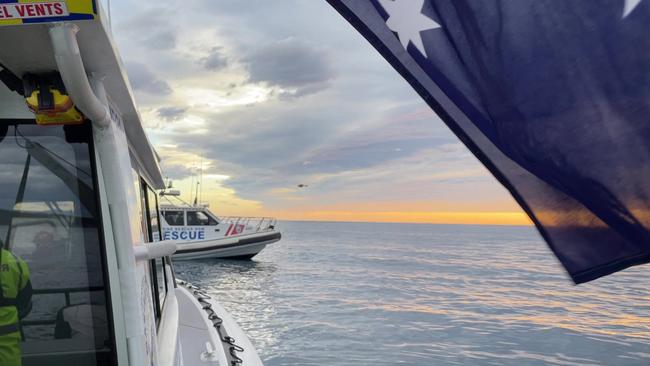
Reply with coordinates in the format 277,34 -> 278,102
160,206 -> 220,241
0,1 -> 262,365
0,11 -> 172,366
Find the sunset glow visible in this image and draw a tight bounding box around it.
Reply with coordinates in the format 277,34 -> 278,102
111,1 -> 528,226
267,210 -> 532,226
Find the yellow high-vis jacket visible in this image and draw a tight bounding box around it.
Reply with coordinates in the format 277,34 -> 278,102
0,249 -> 32,366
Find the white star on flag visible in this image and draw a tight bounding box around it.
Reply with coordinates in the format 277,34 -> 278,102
378,0 -> 441,57
623,0 -> 643,17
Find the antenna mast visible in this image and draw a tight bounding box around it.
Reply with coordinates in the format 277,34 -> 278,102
194,182 -> 200,206
199,155 -> 203,204
189,162 -> 195,204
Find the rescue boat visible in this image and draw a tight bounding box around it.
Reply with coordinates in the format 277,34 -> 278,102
0,1 -> 263,365
159,190 -> 281,260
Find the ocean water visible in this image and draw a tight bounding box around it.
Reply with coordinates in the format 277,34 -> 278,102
174,221 -> 650,366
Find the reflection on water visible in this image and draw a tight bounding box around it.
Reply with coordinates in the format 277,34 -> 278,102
174,259 -> 281,353
174,221 -> 650,366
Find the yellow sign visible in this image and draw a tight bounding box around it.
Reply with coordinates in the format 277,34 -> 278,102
0,0 -> 96,26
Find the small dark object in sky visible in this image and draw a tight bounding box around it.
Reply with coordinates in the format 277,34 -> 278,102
297,184 -> 308,188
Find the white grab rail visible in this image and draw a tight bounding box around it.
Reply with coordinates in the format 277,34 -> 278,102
49,23 -> 111,128
133,240 -> 178,261
217,216 -> 277,233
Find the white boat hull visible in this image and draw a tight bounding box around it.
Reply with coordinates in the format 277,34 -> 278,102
176,281 -> 263,366
173,231 -> 281,260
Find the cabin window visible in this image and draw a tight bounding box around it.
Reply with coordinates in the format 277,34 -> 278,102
186,211 -> 218,226
141,183 -> 167,319
0,122 -> 115,365
162,210 -> 184,226
132,171 -> 148,242
154,258 -> 166,309
146,188 -> 161,242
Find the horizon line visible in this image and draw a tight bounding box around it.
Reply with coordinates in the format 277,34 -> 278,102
273,217 -> 534,227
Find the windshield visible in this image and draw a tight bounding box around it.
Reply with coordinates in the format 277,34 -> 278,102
0,122 -> 114,365
186,211 -> 218,226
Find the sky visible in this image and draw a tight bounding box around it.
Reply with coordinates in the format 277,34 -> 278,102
107,0 -> 530,225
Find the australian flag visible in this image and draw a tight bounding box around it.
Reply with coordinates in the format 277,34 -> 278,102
326,0 -> 650,283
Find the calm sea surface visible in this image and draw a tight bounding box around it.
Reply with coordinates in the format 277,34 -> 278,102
174,221 -> 650,366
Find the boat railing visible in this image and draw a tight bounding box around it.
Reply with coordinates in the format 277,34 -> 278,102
217,216 -> 277,233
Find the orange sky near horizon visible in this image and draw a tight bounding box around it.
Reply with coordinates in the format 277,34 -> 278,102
114,1 -> 540,229
168,176 -> 532,226
268,210 -> 532,226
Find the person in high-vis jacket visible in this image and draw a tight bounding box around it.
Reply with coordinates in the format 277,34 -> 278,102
0,248 -> 32,366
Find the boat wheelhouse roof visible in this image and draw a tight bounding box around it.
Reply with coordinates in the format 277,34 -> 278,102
0,9 -> 164,188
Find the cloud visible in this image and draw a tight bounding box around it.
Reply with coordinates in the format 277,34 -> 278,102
283,109 -> 447,174
108,1 -> 518,219
160,162 -> 195,181
158,99 -> 457,208
153,82 -> 453,205
163,98 -> 348,172
220,143 -> 512,213
201,47 -> 228,71
144,30 -> 177,50
156,106 -> 188,121
125,62 -> 172,95
157,146 -> 206,180
117,8 -> 178,50
243,38 -> 335,97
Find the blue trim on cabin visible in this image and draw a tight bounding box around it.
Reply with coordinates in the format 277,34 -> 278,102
22,13 -> 94,23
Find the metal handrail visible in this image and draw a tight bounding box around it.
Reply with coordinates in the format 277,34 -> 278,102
217,216 -> 277,233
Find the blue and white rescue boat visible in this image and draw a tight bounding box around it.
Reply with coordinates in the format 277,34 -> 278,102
159,191 -> 281,260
